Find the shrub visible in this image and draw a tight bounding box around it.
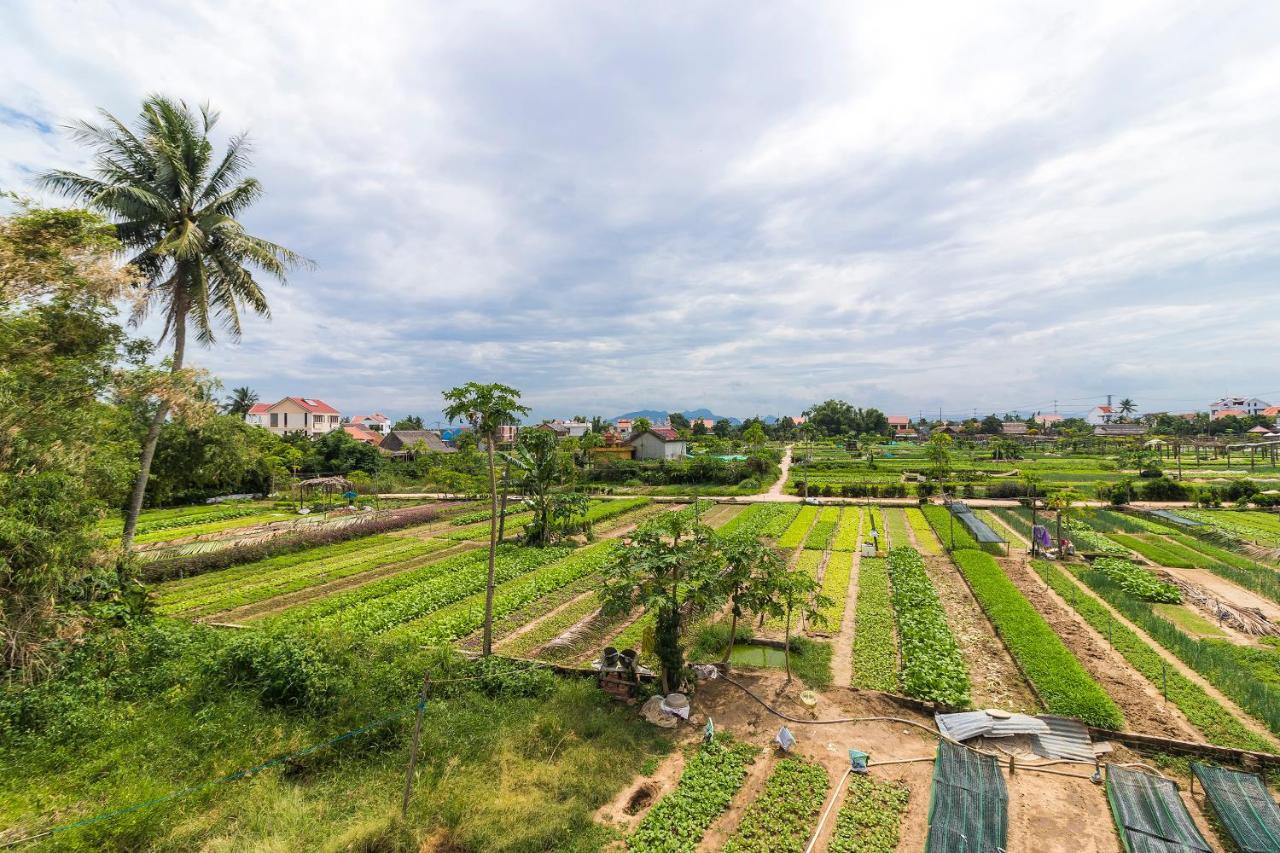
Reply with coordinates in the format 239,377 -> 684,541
1138,477 -> 1191,501
1092,557 -> 1181,603
209,631 -> 347,711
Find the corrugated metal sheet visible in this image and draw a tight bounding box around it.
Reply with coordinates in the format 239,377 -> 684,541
936,712 -> 1095,763
1032,716 -> 1095,763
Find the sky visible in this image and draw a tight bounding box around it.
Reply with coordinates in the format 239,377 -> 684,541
3,1 -> 1280,424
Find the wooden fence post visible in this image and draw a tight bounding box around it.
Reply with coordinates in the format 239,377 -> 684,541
401,672 -> 431,818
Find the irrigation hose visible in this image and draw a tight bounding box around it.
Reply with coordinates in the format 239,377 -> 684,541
803,765 -> 852,853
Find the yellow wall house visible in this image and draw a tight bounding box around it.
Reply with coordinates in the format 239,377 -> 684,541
254,397 -> 342,436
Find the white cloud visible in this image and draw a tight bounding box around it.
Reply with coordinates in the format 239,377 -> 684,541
3,0 -> 1280,421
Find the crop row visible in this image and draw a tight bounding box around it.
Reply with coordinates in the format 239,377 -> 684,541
887,547 -> 969,706
381,542 -> 618,645
883,508 -> 910,549
134,505 -> 265,535
852,557 -> 898,692
828,774 -> 910,853
990,508 -> 1033,541
578,497 -> 652,526
814,552 -> 851,634
1063,520 -> 1128,556
722,757 -> 830,853
438,510 -> 537,540
1184,510 -> 1280,547
831,507 -> 862,551
497,589 -> 603,658
266,545 -> 570,634
718,503 -> 800,539
155,535 -> 413,604
1031,560 -> 1273,751
905,508 -> 941,554
1065,561 -> 1280,737
951,550 -> 1123,727
157,538 -> 453,616
627,738 -> 760,852
1093,557 -> 1181,603
1087,510 -> 1172,535
804,507 -> 839,550
777,507 -> 818,549
920,505 -> 980,551
1106,533 -> 1197,568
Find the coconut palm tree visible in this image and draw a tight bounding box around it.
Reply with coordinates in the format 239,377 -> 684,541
442,382 -> 529,655
224,386 -> 258,416
1118,398 -> 1137,419
41,95 -> 307,550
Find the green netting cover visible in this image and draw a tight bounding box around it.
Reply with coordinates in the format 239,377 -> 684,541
924,740 -> 1007,853
1191,763 -> 1280,852
1146,510 -> 1202,527
1106,765 -> 1210,853
949,502 -> 1005,545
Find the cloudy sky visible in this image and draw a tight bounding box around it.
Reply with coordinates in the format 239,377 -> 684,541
4,1 -> 1280,423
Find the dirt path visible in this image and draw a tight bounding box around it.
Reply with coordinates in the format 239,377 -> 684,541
922,555 -> 1041,714
1001,557 -> 1209,741
1047,561 -> 1280,747
1148,560 -> 1280,622
830,513 -> 865,687
764,444 -> 794,498
216,542 -> 483,624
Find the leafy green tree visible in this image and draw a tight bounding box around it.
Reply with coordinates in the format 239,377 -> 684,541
716,532 -> 787,662
41,96 -> 308,550
633,416 -> 652,434
0,205 -> 140,672
443,382 -> 529,655
742,422 -> 767,447
148,413 -> 289,504
979,414 -> 1004,434
305,428 -> 383,475
857,407 -> 890,436
777,569 -> 827,682
803,400 -> 858,436
667,412 -> 690,430
692,420 -> 708,436
392,415 -> 424,430
600,512 -> 725,692
577,430 -> 603,468
502,428 -> 564,546
224,386 -> 258,416
926,432 -> 953,480
712,418 -> 732,437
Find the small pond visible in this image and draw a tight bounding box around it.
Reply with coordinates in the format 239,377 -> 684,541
728,645 -> 789,668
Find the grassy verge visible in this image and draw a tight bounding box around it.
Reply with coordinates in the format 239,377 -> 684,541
852,557 -> 898,691
1032,560 -> 1273,751
952,550 -> 1122,727
888,547 -> 969,706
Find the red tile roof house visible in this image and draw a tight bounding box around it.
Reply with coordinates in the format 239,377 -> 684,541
1213,408 -> 1248,420
249,397 -> 342,436
887,415 -> 912,437
350,413 -> 391,435
244,402 -> 271,427
342,425 -> 382,445
626,427 -> 688,460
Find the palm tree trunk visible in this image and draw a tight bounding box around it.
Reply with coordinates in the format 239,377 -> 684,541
120,312 -> 186,554
482,436 -> 499,656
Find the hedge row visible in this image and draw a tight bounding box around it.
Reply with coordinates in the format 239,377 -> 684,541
951,550 -> 1123,728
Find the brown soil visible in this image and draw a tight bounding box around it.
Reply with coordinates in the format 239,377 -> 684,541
485,588 -> 595,653
1000,557 -> 1204,741
1155,563 -> 1280,622
222,542 -> 482,623
1048,562 -> 1280,749
594,748 -> 686,836
601,672 -> 1132,853
921,555 -> 1041,714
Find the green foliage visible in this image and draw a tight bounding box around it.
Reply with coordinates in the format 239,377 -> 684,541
828,774 -> 910,853
628,738 -> 759,852
1032,560 -> 1273,751
1067,561 -> 1280,737
920,505 -> 980,551
888,547 -> 969,706
1107,532 -> 1195,567
852,557 -> 898,691
831,507 -> 862,551
1092,557 -> 1181,603
905,507 -> 942,554
804,507 -> 839,550
777,506 -> 818,549
952,550 -> 1123,727
816,552 -> 852,633
716,503 -> 798,538
722,757 -> 830,853
209,630 -> 346,711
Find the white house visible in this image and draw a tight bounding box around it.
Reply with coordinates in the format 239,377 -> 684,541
350,413 -> 391,435
627,427 -> 687,460
541,419 -> 591,438
248,397 -> 342,436
1210,396 -> 1271,418
1086,405 -> 1116,426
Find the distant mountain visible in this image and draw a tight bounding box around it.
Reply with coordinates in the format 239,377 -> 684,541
612,408 -> 741,426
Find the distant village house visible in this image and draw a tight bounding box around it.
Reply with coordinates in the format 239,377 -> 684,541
627,427 -> 687,460
247,397 -> 341,437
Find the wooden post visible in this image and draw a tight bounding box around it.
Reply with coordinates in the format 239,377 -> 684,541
401,672 -> 431,818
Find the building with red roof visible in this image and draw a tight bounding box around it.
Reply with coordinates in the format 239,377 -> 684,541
626,426 -> 687,460
248,397 -> 342,436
